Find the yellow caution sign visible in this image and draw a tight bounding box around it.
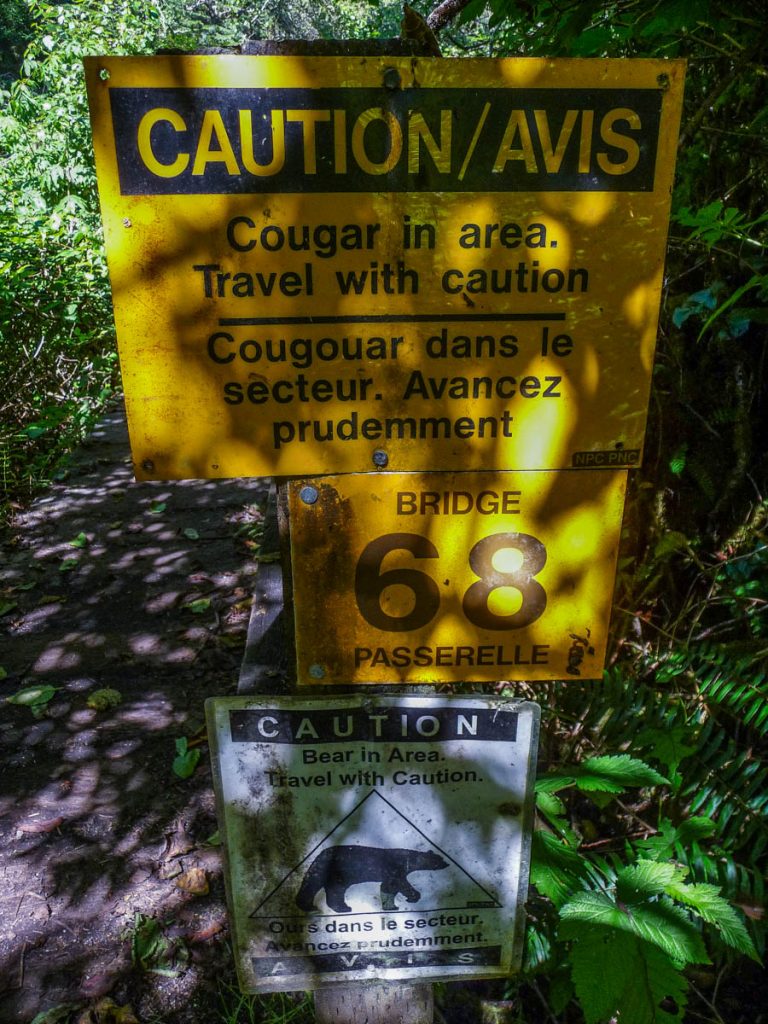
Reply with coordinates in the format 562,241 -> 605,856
85,56 -> 684,479
288,470 -> 627,684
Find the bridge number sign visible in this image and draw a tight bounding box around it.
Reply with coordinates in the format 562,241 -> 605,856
288,470 -> 626,684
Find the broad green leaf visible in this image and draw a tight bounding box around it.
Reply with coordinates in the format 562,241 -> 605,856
173,737 -> 201,779
566,925 -> 686,1024
560,891 -> 708,966
7,684 -> 57,707
530,830 -> 591,906
538,755 -> 667,798
636,726 -> 697,776
184,597 -> 211,614
148,500 -> 167,514
577,755 -> 668,792
535,773 -> 576,794
663,881 -> 759,960
560,890 -> 626,931
616,861 -> 683,903
69,531 -> 88,548
0,600 -> 18,616
59,558 -> 78,572
182,527 -> 200,540
536,790 -> 566,820
636,817 -> 716,861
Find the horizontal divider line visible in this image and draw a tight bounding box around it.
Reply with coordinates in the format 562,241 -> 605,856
219,313 -> 566,326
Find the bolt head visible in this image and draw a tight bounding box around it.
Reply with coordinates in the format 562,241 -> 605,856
299,485 -> 319,505
372,449 -> 389,468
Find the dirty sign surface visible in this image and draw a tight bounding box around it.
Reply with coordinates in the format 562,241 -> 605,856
288,469 -> 626,684
84,55 -> 684,480
206,695 -> 539,991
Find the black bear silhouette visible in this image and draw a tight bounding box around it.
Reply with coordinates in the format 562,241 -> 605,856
296,845 -> 448,913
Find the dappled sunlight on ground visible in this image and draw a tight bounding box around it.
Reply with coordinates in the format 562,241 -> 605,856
0,405 -> 273,1022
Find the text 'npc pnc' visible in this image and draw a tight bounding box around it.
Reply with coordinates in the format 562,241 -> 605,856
206,695 -> 539,991
85,56 -> 684,479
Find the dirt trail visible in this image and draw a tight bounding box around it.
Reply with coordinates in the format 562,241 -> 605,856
0,405 -> 275,1022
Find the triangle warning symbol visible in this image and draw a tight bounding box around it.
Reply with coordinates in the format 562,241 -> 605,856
252,790 -> 501,919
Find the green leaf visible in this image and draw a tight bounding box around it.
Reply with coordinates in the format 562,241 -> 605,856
636,817 -> 717,861
69,531 -> 88,548
577,755 -> 668,792
559,891 -> 708,966
86,687 -> 123,711
0,667 -> 7,681
668,447 -> 687,476
7,684 -> 57,708
184,597 -> 211,614
627,899 -> 710,967
131,913 -> 171,969
59,558 -> 78,572
530,830 -> 591,906
698,273 -> 765,340
653,532 -> 691,561
182,527 -> 200,540
535,773 -> 576,794
663,881 -> 759,960
616,861 -> 682,904
636,726 -> 697,776
172,737 -> 201,779
0,600 -> 18,616
148,499 -> 167,515
539,756 -> 667,798
566,925 -> 687,1024
536,790 -> 566,820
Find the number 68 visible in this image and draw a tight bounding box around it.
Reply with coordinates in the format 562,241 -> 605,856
354,532 -> 547,632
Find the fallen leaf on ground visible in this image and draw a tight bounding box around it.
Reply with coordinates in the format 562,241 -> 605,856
86,688 -> 123,711
175,867 -> 209,895
7,683 -> 57,708
76,997 -> 139,1024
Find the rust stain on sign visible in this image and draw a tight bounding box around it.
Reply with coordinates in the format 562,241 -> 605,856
85,55 -> 685,480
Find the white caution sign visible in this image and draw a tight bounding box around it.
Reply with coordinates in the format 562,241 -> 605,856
206,695 -> 539,991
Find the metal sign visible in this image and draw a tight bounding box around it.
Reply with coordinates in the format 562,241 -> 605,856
206,695 -> 539,991
85,55 -> 685,480
288,469 -> 626,684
